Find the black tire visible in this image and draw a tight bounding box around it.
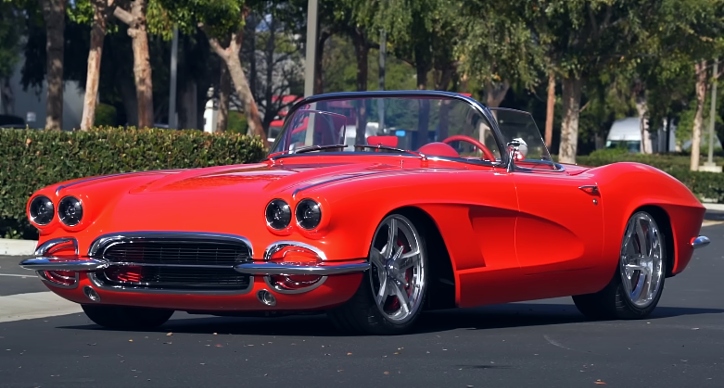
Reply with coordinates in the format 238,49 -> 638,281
573,210 -> 667,320
82,304 -> 174,330
328,213 -> 429,335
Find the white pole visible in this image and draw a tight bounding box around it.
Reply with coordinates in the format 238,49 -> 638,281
169,25 -> 179,129
303,0 -> 318,97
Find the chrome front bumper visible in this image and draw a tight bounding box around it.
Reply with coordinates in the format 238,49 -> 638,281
19,238 -> 370,276
691,235 -> 711,249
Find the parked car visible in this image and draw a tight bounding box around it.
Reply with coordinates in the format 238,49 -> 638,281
0,114 -> 26,129
19,91 -> 710,335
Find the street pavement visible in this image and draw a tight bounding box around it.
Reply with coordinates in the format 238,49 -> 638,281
0,222 -> 723,388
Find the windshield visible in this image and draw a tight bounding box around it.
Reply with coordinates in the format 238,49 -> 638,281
269,94 -> 553,165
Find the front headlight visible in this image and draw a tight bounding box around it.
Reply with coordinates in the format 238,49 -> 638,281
265,199 -> 292,230
29,195 -> 55,225
58,196 -> 83,226
295,199 -> 322,230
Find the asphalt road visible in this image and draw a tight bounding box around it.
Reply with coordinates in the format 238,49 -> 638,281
1,223 -> 723,388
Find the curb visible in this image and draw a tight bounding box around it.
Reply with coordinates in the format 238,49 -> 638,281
1,203 -> 723,257
0,239 -> 37,257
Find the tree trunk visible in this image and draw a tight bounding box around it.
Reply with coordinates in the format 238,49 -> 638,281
226,53 -> 264,139
118,79 -> 138,126
41,0 -> 65,131
179,80 -> 198,129
314,31 -> 331,95
544,71 -> 555,148
416,60 -> 430,149
80,0 -> 110,131
201,8 -> 265,141
558,77 -> 584,164
691,60 -> 708,171
1,78 -> 15,115
113,0 -> 154,128
635,96 -> 651,154
435,68 -> 454,140
129,0 -> 153,128
352,30 -> 369,145
216,65 -> 231,132
484,81 -> 510,108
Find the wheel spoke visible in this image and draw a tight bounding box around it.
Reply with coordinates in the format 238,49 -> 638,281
630,271 -> 647,301
398,250 -> 419,269
393,281 -> 411,316
370,248 -> 386,269
376,277 -> 389,306
386,218 -> 397,254
624,263 -> 648,278
635,220 -> 648,255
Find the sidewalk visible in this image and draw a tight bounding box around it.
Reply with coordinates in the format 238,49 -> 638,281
2,203 -> 723,257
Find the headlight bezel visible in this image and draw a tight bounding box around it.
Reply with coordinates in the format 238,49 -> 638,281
295,198 -> 322,231
265,198 -> 293,231
28,195 -> 55,226
58,196 -> 84,227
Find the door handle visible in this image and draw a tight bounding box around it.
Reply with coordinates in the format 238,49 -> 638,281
578,185 -> 600,195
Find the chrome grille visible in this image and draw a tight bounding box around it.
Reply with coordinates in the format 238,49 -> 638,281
92,234 -> 253,292
98,266 -> 251,291
103,241 -> 250,266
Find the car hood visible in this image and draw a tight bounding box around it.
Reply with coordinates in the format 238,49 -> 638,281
127,161 -> 398,196
67,160 -> 407,234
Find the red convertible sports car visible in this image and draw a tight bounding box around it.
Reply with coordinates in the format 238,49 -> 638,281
20,91 -> 710,335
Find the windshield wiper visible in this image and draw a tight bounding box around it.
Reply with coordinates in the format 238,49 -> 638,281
293,144 -> 348,154
353,144 -> 422,156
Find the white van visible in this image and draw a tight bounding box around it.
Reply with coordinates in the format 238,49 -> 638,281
605,117 -> 644,152
605,117 -> 677,153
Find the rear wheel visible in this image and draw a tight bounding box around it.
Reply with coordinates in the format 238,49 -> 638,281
573,210 -> 666,320
328,213 -> 428,335
82,305 -> 174,330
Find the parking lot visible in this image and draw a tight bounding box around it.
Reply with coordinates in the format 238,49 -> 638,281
0,221 -> 722,388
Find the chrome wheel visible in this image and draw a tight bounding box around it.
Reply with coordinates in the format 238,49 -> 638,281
619,211 -> 664,308
369,214 -> 426,324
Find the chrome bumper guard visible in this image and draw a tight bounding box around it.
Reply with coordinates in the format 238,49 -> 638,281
234,261 -> 370,276
233,240 -> 371,276
19,256 -> 109,272
691,235 -> 711,249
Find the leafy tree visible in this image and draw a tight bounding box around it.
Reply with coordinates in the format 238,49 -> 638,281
491,0 -> 664,163
0,1 -> 24,115
651,0 -> 724,170
456,4 -> 544,108
159,0 -> 265,139
67,0 -> 113,130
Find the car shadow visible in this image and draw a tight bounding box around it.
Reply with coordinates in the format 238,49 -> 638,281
58,302 -> 724,337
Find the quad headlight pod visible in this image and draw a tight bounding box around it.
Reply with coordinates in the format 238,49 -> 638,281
29,195 -> 55,225
265,199 -> 292,230
58,196 -> 83,226
295,199 -> 322,230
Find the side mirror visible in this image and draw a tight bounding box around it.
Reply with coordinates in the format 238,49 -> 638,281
506,140 -> 520,172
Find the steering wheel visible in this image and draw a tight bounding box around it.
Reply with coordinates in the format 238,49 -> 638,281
442,135 -> 497,161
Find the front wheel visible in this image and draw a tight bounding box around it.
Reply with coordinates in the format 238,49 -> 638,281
573,210 -> 667,320
328,213 -> 428,335
82,304 -> 174,330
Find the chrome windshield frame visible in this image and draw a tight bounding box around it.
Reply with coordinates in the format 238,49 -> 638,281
266,90 -> 514,168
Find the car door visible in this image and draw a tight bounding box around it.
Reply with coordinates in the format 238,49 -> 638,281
487,107 -> 605,299
511,168 -> 604,298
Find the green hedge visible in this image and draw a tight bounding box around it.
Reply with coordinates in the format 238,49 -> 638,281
576,149 -> 724,204
1,127 -> 267,240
